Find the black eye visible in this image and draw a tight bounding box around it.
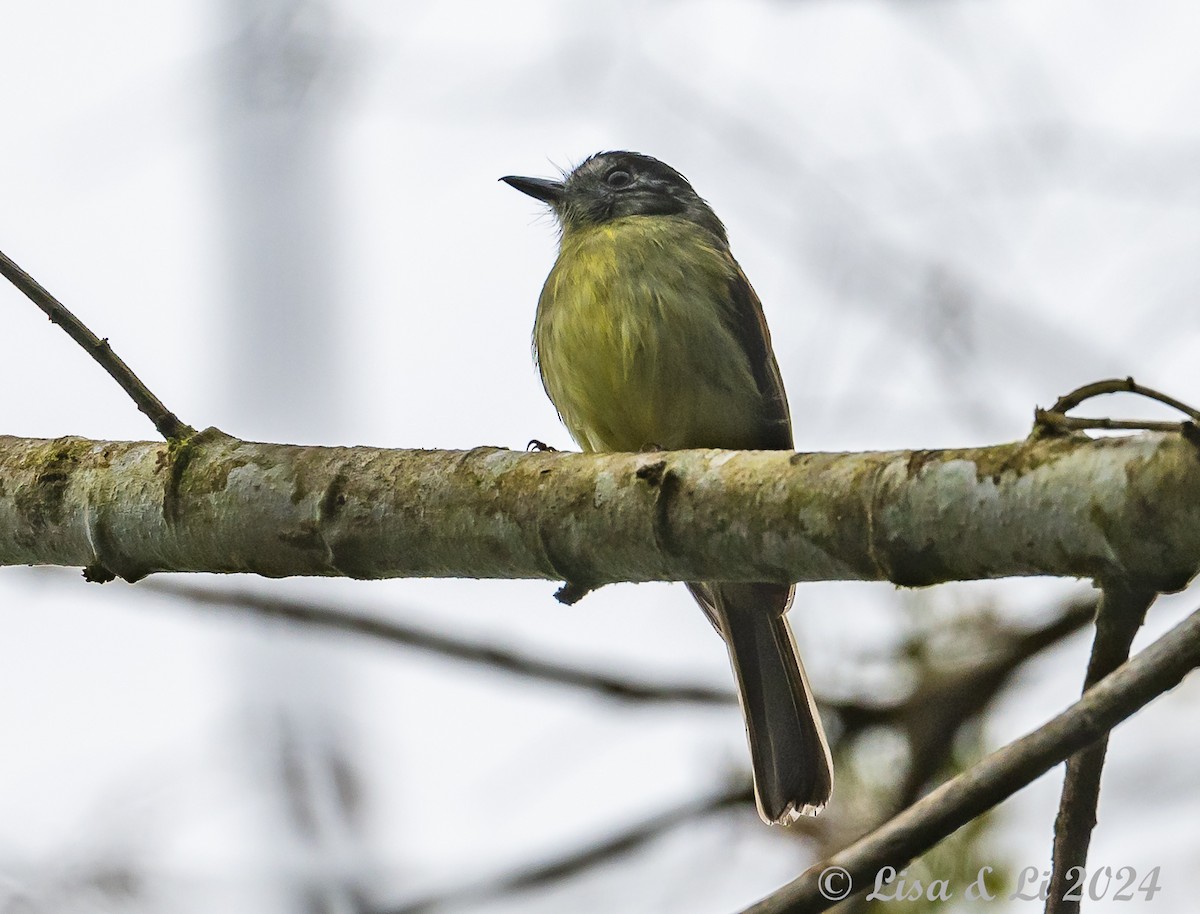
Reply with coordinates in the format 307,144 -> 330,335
605,169 -> 633,189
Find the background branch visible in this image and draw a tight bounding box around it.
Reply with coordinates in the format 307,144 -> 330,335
1045,585 -> 1157,914
742,603 -> 1200,914
137,578 -> 738,706
881,597 -> 1099,812
371,783 -> 753,914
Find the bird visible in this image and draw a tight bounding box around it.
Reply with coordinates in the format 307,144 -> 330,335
501,151 -> 832,824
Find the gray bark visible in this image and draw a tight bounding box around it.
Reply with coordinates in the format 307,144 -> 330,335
1,428 -> 1197,591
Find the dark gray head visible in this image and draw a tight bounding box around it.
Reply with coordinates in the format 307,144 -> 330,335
501,151 -> 727,242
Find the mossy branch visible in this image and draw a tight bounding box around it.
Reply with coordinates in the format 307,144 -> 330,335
0,429 -> 1197,591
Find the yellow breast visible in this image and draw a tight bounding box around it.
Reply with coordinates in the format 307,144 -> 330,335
533,216 -> 767,452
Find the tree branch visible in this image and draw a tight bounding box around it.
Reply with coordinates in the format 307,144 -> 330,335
371,783 -> 752,914
1036,377 -> 1200,437
887,597 -> 1099,810
0,249 -> 194,442
1047,376 -> 1200,422
1045,585 -> 1156,914
1,431 -> 1198,590
740,603 -> 1200,913
135,579 -> 737,706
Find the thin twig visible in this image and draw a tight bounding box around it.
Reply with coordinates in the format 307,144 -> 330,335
0,248 -> 194,441
741,604 -> 1200,914
1048,377 -> 1200,421
370,783 -> 753,914
1045,585 -> 1155,914
139,580 -> 738,706
1036,377 -> 1200,437
1034,411 -> 1190,434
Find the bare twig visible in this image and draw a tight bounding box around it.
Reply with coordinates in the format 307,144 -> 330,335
139,580 -> 738,706
0,248 -> 194,441
741,604 -> 1200,914
1033,412 -> 1191,434
1036,377 -> 1200,437
1048,377 -> 1200,421
1045,585 -> 1156,914
371,783 -> 753,914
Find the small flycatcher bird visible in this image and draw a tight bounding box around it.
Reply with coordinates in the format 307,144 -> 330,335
502,151 -> 832,823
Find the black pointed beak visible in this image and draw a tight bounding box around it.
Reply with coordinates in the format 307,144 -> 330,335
500,175 -> 564,205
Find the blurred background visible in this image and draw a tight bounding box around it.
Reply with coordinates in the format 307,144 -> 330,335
1,1 -> 1199,911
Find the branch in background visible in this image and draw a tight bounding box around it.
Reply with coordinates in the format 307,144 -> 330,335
821,597 -> 1096,773
889,597 -> 1098,811
2,431 -> 1199,592
741,603 -> 1200,914
371,783 -> 754,914
138,579 -> 738,706
1045,585 -> 1156,914
0,249 -> 194,442
141,584 -> 1095,725
21,581 -> 1112,909
806,595 -> 1099,890
108,576 -> 1112,903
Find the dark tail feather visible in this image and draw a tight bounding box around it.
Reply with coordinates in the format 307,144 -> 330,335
693,582 -> 833,824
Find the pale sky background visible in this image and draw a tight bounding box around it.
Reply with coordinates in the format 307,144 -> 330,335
1,1 -> 1199,912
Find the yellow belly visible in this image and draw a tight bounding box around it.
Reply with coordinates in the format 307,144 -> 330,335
533,216 -> 770,452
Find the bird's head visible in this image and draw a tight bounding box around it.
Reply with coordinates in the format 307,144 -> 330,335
502,151 -> 726,241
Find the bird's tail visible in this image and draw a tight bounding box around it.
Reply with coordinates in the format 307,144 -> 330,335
692,582 -> 833,824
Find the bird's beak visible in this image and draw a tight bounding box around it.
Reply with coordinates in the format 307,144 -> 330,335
500,175 -> 564,205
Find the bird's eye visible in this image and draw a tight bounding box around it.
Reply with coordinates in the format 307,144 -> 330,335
605,169 -> 633,189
